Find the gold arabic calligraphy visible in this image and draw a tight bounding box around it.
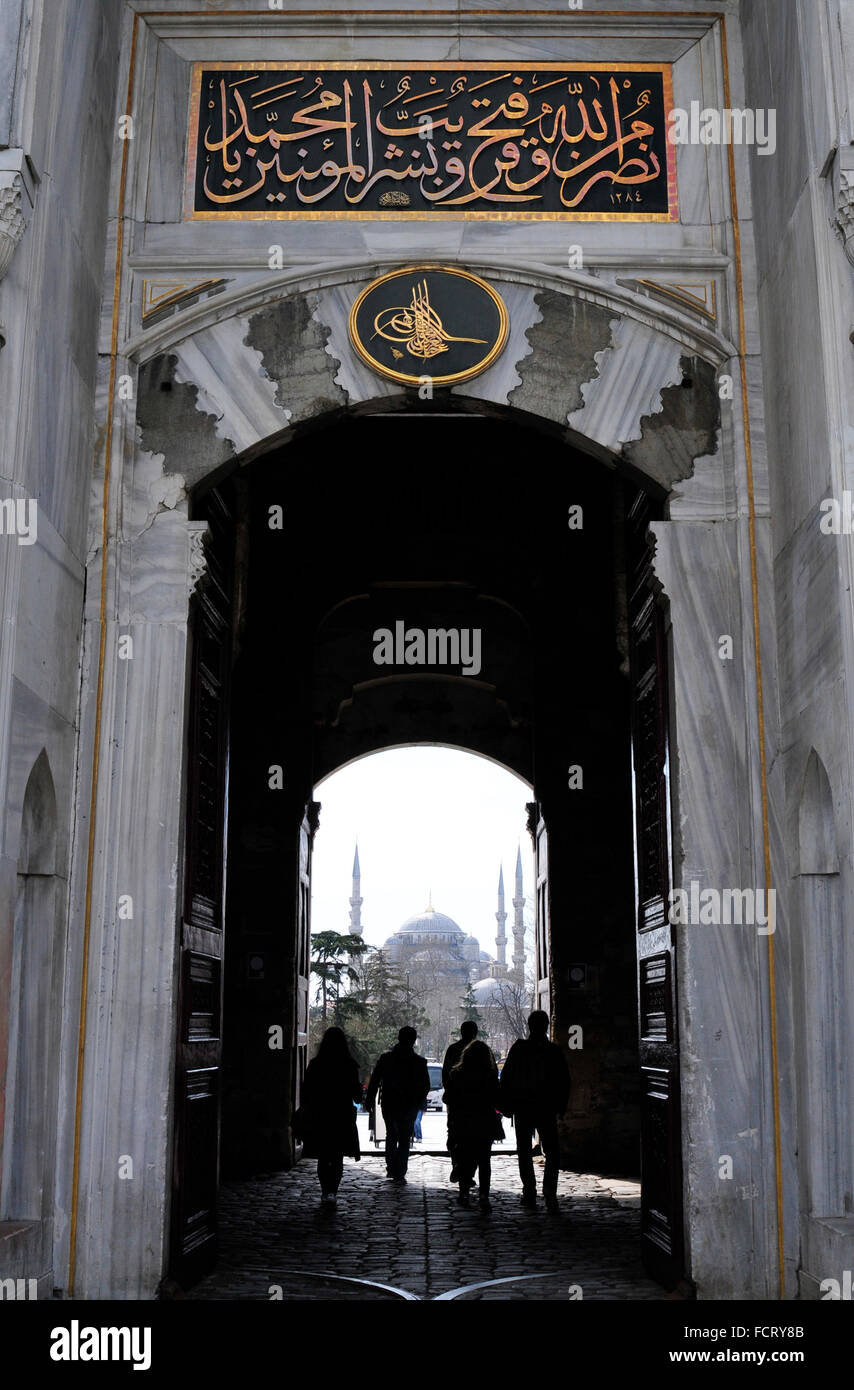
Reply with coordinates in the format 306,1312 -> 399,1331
192,64 -> 675,217
372,281 -> 486,360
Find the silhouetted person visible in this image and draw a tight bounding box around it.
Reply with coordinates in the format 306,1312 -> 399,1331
296,1026 -> 362,1205
444,1038 -> 502,1211
442,1020 -> 480,1180
442,1020 -> 479,1086
365,1027 -> 430,1184
500,1010 -> 570,1212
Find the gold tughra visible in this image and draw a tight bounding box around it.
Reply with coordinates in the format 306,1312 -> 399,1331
348,265 -> 509,387
371,280 -> 486,361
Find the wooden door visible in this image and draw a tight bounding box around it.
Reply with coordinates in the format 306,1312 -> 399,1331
292,800 -> 319,1147
626,488 -> 684,1289
528,802 -> 550,1015
170,486 -> 235,1287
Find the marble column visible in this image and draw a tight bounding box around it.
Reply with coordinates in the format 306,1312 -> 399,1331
70,476 -> 203,1298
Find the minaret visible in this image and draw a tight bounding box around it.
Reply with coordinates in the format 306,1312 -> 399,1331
349,844 -> 363,938
495,865 -> 507,971
512,845 -> 525,980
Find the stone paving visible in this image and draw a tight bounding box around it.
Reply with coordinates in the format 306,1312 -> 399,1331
187,1154 -> 665,1301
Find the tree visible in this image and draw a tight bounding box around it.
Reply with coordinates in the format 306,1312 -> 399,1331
460,979 -> 483,1032
488,975 -> 535,1054
310,930 -> 369,1024
327,947 -> 430,1075
389,937 -> 474,1057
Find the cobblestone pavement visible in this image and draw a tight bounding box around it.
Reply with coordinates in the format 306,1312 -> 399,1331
187,1155 -> 664,1301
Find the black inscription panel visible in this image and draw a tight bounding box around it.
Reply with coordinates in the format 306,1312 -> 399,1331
187,62 -> 677,220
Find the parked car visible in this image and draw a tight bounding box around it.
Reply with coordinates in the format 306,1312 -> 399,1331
426,1061 -> 444,1111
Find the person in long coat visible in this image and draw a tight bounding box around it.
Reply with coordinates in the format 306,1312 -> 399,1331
443,1038 -> 502,1212
499,1010 -> 570,1212
442,1019 -> 479,1181
296,1026 -> 362,1204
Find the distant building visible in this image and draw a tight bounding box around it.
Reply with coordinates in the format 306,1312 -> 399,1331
348,847 -> 528,1032
383,901 -> 487,979
471,848 -> 527,1008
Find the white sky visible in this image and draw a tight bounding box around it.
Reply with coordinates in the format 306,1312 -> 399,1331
311,746 -> 535,955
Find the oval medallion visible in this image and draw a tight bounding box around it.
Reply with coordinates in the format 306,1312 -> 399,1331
348,265 -> 509,387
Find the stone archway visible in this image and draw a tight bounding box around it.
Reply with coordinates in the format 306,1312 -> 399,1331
70,264 -> 788,1299
204,409 -> 635,1199
130,262 -> 724,495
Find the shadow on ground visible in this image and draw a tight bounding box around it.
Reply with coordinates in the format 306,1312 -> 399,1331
185,1155 -> 664,1301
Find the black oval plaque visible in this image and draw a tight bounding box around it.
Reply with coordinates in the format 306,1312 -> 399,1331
348,265 -> 509,387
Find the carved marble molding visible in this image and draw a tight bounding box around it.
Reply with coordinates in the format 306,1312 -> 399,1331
836,148 -> 854,268
186,521 -> 210,599
0,171 -> 25,282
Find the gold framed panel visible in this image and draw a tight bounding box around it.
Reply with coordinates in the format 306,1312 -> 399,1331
348,264 -> 510,386
184,60 -> 678,222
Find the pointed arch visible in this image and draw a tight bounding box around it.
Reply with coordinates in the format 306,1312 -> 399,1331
1,749 -> 61,1230
18,748 -> 57,875
797,748 -> 838,875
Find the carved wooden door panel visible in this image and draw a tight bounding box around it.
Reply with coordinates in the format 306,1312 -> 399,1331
170,487 -> 235,1287
528,803 -> 550,1015
626,488 -> 685,1289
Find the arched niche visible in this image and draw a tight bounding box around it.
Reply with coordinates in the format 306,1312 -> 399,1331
797,748 -> 838,875
17,748 -> 57,875
1,750 -> 60,1223
790,747 -> 845,1221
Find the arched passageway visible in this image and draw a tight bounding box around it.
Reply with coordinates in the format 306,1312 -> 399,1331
170,404 -> 679,1293
309,745 -> 537,1070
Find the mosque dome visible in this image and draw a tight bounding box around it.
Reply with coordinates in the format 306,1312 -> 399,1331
472,975 -> 508,1005
349,850 -> 527,1018
397,906 -> 463,936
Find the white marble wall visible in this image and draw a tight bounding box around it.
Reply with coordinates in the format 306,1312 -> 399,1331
741,0 -> 854,1297
0,0 -> 123,1296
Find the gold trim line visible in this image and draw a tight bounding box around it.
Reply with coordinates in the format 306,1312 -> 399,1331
720,14 -> 785,1300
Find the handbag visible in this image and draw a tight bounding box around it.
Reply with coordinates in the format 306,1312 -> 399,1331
292,1104 -> 314,1140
